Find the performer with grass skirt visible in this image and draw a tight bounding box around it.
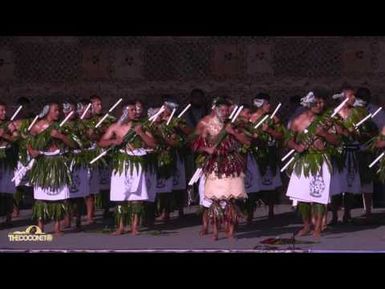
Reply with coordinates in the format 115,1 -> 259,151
98,100 -> 157,235
28,102 -> 76,234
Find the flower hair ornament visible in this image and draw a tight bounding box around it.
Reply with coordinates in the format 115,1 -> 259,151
353,98 -> 367,107
76,102 -> 85,115
164,101 -> 179,111
253,98 -> 265,108
147,107 -> 160,118
300,91 -> 316,108
118,106 -> 130,124
38,105 -> 50,119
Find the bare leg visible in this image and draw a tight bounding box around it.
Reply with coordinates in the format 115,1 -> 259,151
86,195 -> 95,224
131,214 -> 139,235
112,218 -> 125,235
200,208 -> 209,235
37,219 -> 44,232
54,221 -> 63,236
212,215 -> 218,241
297,202 -> 312,236
363,193 -> 373,216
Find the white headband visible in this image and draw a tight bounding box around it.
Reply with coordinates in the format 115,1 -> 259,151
353,98 -> 367,107
147,107 -> 160,118
164,101 -> 179,111
38,105 -> 50,119
300,91 -> 316,108
253,98 -> 265,108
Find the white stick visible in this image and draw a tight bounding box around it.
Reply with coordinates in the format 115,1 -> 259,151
166,108 -> 177,125
59,111 -> 74,127
28,115 -> 39,131
231,106 -> 243,123
80,103 -> 92,120
149,105 -> 165,121
369,152 -> 385,168
331,97 -> 349,118
188,168 -> 202,186
354,113 -> 372,128
254,114 -> 270,129
95,113 -> 109,128
270,103 -> 282,119
211,105 -> 215,110
229,105 -> 239,119
177,103 -> 191,118
280,156 -> 295,172
282,149 -> 295,162
10,105 -> 23,121
371,107 -> 382,118
108,98 -> 123,113
150,106 -> 166,124
90,150 -> 108,165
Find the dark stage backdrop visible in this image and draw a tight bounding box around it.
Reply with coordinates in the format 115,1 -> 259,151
0,36 -> 384,120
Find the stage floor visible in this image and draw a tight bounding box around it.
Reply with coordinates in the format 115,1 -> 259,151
2,205 -> 385,253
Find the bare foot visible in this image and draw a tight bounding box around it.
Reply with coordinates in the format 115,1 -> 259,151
112,229 -> 125,235
212,234 -> 218,241
199,228 -> 208,236
312,229 -> 321,239
296,226 -> 311,236
131,230 -> 139,236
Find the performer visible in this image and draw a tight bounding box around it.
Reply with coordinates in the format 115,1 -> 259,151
330,87 -> 377,223
98,100 -> 157,235
285,90 -> 339,237
28,102 -> 75,234
192,98 -> 250,240
162,99 -> 192,218
88,95 -> 116,223
355,87 -> 384,216
149,102 -> 177,223
0,102 -> 19,228
249,93 -> 284,220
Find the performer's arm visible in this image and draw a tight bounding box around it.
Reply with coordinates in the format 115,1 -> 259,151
50,129 -> 76,148
261,123 -> 284,140
315,126 -> 339,145
225,124 -> 251,146
98,125 -> 122,147
134,124 -> 157,149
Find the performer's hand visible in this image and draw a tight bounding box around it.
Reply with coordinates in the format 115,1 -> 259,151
0,128 -> 4,137
28,147 -> 40,158
295,143 -> 306,153
261,123 -> 269,132
112,138 -> 123,145
205,146 -> 215,155
315,126 -> 327,137
225,124 -> 236,135
134,124 -> 143,135
50,129 -> 63,140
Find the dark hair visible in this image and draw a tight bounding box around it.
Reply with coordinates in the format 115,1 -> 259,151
215,98 -> 231,107
190,89 -> 204,97
0,101 -> 6,107
122,100 -> 136,108
90,94 -> 101,102
255,92 -> 270,101
239,103 -> 251,110
313,87 -> 330,100
356,87 -> 371,103
134,99 -> 144,105
78,98 -> 90,106
17,97 -> 30,106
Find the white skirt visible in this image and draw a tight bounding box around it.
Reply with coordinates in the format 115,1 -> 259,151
68,167 -> 89,199
110,163 -> 151,202
245,154 -> 261,193
0,167 -> 16,194
14,161 -> 32,187
198,175 -> 226,209
172,155 -> 186,190
34,185 -> 69,201
286,162 -> 331,205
